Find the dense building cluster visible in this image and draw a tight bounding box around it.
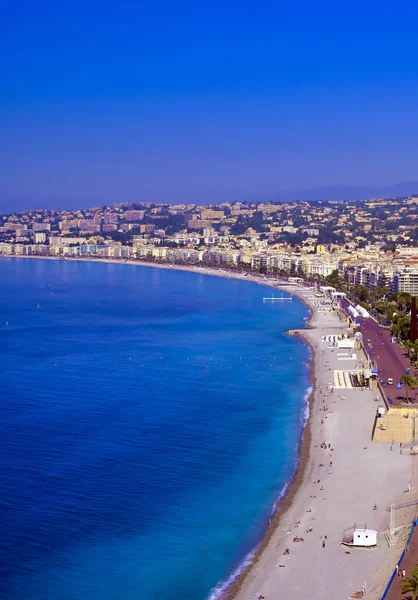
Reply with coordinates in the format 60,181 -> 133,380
3,196 -> 418,292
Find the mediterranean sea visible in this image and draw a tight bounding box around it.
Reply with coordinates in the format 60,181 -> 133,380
0,258 -> 310,600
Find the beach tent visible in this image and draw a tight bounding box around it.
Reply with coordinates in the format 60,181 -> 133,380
355,304 -> 370,318
348,306 -> 359,319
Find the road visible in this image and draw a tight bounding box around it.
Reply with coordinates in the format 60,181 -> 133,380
340,299 -> 418,406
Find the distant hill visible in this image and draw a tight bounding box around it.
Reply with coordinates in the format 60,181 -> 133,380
2,181 -> 418,213
272,181 -> 418,202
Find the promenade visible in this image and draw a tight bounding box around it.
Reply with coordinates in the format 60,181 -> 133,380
231,290 -> 413,600
383,522 -> 418,600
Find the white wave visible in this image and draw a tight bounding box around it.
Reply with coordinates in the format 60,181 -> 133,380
271,479 -> 290,513
206,546 -> 257,600
302,384 -> 313,423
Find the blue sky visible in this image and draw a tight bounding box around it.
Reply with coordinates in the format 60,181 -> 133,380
1,0 -> 418,210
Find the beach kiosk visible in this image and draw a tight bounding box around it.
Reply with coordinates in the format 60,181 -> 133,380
354,331 -> 363,351
342,523 -> 377,548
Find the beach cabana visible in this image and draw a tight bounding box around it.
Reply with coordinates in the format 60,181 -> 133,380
342,523 -> 377,547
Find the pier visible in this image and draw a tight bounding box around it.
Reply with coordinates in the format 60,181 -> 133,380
262,296 -> 293,302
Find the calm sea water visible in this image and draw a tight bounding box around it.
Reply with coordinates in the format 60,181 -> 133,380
0,258 -> 310,600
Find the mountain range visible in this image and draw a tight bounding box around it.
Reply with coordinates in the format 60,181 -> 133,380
271,181 -> 418,202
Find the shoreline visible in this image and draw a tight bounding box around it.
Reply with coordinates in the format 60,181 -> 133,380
220,306 -> 316,600
5,254 -> 318,598
7,255 -> 407,599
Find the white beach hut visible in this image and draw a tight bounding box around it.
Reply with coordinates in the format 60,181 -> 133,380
342,523 -> 377,547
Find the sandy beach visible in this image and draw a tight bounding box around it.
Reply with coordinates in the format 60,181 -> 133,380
6,255 -> 417,598
228,287 -> 417,600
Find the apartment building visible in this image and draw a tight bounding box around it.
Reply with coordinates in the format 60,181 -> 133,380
392,268 -> 418,294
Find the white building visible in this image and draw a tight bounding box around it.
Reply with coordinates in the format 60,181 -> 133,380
342,524 -> 377,547
392,268 -> 418,295
35,232 -> 47,244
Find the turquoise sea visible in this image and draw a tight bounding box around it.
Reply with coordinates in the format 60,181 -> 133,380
0,258 -> 310,600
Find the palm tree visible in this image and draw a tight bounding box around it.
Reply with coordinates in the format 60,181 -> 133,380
401,374 -> 418,403
412,377 -> 418,404
400,566 -> 418,599
405,341 -> 418,364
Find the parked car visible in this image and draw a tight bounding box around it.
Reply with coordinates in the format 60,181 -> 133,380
387,378 -> 393,385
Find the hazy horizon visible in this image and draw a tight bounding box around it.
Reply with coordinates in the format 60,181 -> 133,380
3,180 -> 418,214
1,1 -> 418,212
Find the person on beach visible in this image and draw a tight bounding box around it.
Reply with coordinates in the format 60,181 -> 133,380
322,540 -> 326,548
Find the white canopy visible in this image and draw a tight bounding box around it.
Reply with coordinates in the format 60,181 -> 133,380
355,304 -> 370,318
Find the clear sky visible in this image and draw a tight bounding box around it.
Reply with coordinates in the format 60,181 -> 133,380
1,0 -> 418,211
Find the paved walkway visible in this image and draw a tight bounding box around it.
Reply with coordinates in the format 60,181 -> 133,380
383,525 -> 418,600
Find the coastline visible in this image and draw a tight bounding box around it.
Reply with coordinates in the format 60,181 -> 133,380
229,292 -> 415,599
5,254 -> 317,598
219,302 -> 316,600
6,255 -> 410,599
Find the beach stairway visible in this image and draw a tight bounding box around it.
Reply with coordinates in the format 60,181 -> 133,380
373,409 -> 416,442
